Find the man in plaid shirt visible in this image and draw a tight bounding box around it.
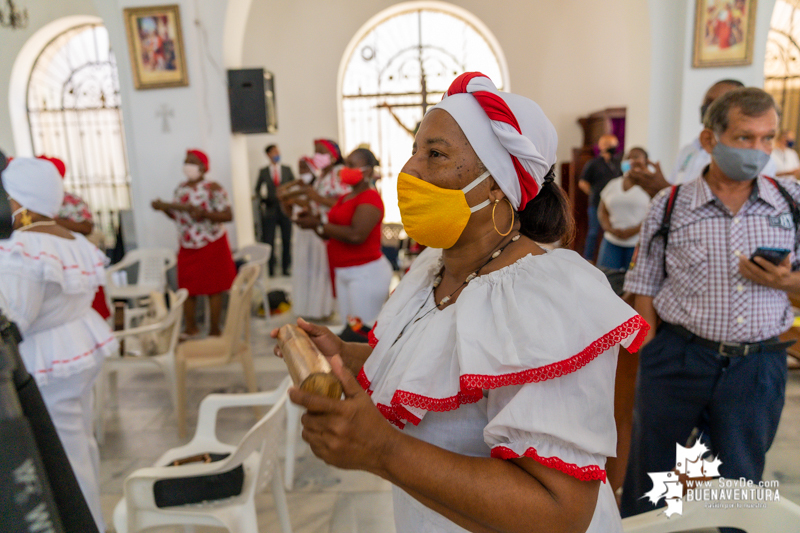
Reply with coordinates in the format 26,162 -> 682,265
621,88 -> 800,518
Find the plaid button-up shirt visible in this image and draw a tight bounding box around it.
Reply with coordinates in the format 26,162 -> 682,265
624,174 -> 800,343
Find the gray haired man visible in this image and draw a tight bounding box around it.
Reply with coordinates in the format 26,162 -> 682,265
622,88 -> 800,521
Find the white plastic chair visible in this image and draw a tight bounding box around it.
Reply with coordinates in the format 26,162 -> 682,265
113,376 -> 293,533
284,401 -> 302,490
175,263 -> 261,437
95,288 -> 188,445
234,243 -> 272,318
621,496 -> 800,532
106,248 -> 176,304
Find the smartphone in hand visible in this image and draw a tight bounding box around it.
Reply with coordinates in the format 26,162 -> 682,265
750,247 -> 791,267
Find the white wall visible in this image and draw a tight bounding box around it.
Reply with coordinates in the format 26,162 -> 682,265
239,0 -> 652,188
647,0 -> 777,176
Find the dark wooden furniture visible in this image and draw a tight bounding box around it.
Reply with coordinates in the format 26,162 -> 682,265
562,107 -> 626,255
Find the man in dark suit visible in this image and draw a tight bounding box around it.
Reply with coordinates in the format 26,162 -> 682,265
255,144 -> 295,276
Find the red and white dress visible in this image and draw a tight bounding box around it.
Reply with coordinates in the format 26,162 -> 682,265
291,166 -> 350,318
170,180 -> 236,296
58,191 -> 93,224
360,247 -> 648,532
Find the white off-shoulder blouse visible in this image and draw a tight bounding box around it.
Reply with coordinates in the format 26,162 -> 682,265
0,231 -> 118,386
360,247 -> 648,532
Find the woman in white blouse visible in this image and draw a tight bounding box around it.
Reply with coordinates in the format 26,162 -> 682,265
596,147 -> 652,271
276,73 -> 648,533
0,158 -> 117,531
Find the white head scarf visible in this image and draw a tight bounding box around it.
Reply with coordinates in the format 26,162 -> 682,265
431,73 -> 558,210
2,158 -> 64,217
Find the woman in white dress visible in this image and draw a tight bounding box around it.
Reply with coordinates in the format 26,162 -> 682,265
277,73 -> 648,532
0,158 -> 118,531
287,139 -> 350,320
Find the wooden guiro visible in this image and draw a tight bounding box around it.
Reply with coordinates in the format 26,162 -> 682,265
277,324 -> 343,399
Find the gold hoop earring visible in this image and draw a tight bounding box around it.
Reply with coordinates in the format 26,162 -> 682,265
492,198 -> 514,236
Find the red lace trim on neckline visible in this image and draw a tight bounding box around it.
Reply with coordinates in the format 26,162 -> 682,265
361,315 -> 649,426
491,446 -> 607,483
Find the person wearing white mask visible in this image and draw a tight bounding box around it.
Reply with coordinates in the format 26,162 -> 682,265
284,139 -> 350,320
152,149 -> 235,337
0,158 -> 118,531
274,73 -> 647,532
622,88 -> 800,522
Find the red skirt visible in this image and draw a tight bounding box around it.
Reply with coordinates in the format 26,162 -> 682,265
177,234 -> 237,296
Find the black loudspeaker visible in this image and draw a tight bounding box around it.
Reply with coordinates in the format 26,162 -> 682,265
227,68 -> 277,134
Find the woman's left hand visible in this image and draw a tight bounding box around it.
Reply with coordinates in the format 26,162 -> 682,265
290,355 -> 396,473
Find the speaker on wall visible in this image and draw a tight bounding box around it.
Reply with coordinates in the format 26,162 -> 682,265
227,68 -> 277,134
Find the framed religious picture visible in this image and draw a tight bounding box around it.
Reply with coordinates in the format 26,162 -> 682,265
123,4 -> 189,89
693,0 -> 758,68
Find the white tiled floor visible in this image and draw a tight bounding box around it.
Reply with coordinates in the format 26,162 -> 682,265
97,275 -> 800,532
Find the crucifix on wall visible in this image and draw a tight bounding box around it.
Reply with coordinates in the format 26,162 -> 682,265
156,104 -> 174,133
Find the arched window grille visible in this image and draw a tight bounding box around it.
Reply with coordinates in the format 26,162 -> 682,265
26,23 -> 131,245
341,6 -> 505,222
765,0 -> 800,135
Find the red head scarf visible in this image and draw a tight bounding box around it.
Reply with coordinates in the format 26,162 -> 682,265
186,149 -> 209,171
313,139 -> 342,163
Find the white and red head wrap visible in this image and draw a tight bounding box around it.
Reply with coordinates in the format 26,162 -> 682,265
431,72 -> 557,210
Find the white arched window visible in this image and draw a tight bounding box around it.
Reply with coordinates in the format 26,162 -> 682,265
340,2 -> 508,222
765,0 -> 800,134
26,22 -> 131,242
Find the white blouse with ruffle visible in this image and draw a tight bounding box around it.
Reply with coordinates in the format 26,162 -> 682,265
360,247 -> 648,532
0,231 -> 118,386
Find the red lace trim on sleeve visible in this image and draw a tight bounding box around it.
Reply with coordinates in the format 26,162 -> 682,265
357,367 -> 372,392
460,315 -> 649,390
364,315 -> 649,427
367,323 -> 379,348
491,446 -> 607,483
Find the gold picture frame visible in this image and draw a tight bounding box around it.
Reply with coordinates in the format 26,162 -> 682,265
693,0 -> 758,68
123,4 -> 188,89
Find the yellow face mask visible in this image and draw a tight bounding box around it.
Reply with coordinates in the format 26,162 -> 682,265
397,170 -> 491,249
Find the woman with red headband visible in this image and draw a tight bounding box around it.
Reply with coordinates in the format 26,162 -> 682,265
152,149 -> 236,337
285,138 -> 350,320
295,147 -> 392,332
277,73 -> 648,532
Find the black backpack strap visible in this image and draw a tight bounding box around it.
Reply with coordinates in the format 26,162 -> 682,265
764,176 -> 800,233
647,185 -> 681,277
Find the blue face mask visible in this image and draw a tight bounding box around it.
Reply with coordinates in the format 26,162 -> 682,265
273,155 -> 281,164
621,160 -> 631,174
712,136 -> 771,182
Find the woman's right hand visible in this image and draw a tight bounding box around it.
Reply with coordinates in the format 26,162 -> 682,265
271,317 -> 344,361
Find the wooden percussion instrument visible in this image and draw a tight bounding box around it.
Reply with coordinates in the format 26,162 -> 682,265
277,324 -> 343,399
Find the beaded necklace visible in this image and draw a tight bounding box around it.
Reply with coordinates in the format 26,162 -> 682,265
391,232 -> 521,346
